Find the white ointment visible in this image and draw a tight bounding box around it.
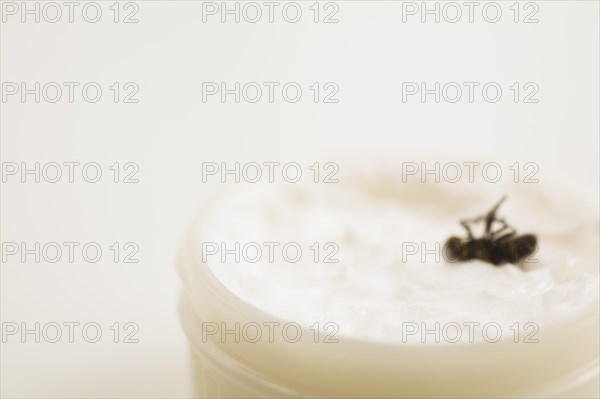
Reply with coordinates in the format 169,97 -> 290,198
178,162 -> 599,398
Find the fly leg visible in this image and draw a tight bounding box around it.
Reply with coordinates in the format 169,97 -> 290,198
484,196 -> 507,239
490,218 -> 516,241
460,218 -> 480,240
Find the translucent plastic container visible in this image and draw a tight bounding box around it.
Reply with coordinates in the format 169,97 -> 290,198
178,161 -> 599,397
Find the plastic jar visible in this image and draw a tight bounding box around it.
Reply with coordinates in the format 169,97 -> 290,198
177,162 -> 599,398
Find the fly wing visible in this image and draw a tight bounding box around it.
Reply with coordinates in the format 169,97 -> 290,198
502,234 -> 537,264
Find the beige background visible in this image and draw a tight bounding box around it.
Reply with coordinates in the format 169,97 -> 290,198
1,1 -> 599,397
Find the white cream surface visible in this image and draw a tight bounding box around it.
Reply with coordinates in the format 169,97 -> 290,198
196,175 -> 600,343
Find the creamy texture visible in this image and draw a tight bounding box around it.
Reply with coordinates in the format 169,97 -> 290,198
195,172 -> 599,343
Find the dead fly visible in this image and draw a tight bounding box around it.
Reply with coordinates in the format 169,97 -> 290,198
445,196 -> 537,266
